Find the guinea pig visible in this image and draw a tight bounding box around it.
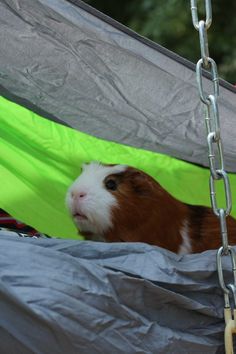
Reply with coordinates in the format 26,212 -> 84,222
66,162 -> 236,254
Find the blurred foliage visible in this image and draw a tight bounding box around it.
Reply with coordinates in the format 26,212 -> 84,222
84,0 -> 236,84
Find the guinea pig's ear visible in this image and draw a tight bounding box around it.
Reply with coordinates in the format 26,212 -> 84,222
129,169 -> 154,196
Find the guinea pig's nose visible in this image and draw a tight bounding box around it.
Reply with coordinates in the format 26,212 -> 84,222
71,191 -> 87,200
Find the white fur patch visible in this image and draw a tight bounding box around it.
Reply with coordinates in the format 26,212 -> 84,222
66,162 -> 127,235
178,220 -> 192,255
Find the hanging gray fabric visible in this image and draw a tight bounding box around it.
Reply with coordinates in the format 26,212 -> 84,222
0,0 -> 235,171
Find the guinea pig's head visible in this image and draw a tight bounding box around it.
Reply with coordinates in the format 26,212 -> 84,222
66,162 -> 127,238
66,162 -> 164,240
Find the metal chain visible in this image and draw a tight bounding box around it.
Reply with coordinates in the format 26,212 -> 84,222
190,1 -> 236,352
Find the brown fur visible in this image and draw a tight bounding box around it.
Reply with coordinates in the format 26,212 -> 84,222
102,167 -> 236,253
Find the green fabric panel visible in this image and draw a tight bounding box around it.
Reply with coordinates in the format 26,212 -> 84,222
0,95 -> 235,239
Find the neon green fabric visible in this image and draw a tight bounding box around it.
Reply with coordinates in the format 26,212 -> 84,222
0,95 -> 235,239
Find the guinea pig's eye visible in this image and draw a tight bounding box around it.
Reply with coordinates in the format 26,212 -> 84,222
105,179 -> 117,191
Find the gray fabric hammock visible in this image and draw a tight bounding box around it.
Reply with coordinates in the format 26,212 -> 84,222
0,231 -> 227,353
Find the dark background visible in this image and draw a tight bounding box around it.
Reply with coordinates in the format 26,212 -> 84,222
84,0 -> 236,85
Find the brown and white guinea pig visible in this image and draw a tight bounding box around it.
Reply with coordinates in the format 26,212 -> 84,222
66,162 -> 236,254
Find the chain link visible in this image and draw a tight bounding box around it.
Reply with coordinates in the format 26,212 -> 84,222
199,20 -> 210,68
190,0 -> 212,30
209,171 -> 232,217
190,2 -> 235,349
219,209 -> 229,253
196,58 -> 219,104
207,133 -> 224,179
217,246 -> 236,306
